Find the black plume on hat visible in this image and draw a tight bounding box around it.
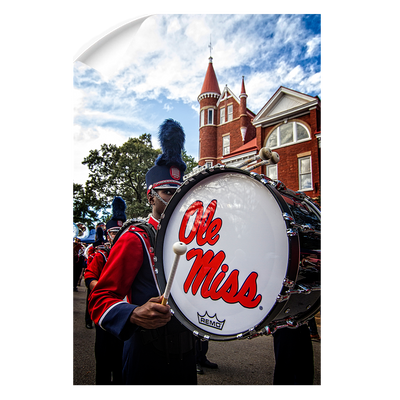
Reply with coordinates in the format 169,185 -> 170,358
111,196 -> 126,222
106,197 -> 126,231
93,227 -> 105,247
154,119 -> 186,171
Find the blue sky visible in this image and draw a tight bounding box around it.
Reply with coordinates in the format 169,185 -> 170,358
73,14 -> 321,184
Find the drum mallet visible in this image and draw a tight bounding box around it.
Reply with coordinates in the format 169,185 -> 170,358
237,146 -> 272,169
244,151 -> 280,171
161,242 -> 187,305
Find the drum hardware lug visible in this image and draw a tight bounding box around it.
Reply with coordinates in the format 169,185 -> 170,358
264,324 -> 278,335
236,333 -> 244,339
297,284 -> 312,294
154,268 -> 158,274
283,278 -> 295,288
264,325 -> 273,335
282,212 -> 294,222
286,228 -> 297,237
277,283 -> 314,302
289,221 -> 315,233
247,327 -> 256,338
285,318 -> 297,328
284,308 -> 290,314
247,328 -> 263,339
277,293 -> 290,302
202,335 -> 210,341
170,309 -> 175,315
193,330 -> 200,337
260,178 -> 270,185
153,256 -> 158,262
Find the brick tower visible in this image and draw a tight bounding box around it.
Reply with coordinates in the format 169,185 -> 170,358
197,56 -> 221,167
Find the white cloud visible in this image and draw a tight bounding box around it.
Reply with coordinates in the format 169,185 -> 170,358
163,103 -> 173,111
73,124 -> 127,184
306,36 -> 321,58
74,14 -> 321,183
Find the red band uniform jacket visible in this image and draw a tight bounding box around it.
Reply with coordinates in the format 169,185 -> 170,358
89,217 -> 159,337
88,216 -> 197,385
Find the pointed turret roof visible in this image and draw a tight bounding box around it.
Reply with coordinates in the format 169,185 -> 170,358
240,76 -> 247,96
199,57 -> 221,96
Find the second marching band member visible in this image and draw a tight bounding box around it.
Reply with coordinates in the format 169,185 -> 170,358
84,198 -> 127,384
88,119 -> 197,385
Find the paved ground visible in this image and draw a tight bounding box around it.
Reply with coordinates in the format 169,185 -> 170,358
73,281 -> 320,385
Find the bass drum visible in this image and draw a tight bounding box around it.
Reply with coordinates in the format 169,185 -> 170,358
155,166 -> 320,341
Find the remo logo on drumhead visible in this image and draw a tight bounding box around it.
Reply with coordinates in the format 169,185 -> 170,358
157,171 -> 290,340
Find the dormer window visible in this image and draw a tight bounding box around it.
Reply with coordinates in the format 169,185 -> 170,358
220,108 -> 225,124
227,105 -> 233,121
266,121 -> 310,149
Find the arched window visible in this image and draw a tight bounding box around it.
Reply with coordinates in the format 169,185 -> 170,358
266,121 -> 310,149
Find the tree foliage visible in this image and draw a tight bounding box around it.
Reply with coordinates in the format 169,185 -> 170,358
76,134 -> 198,220
73,183 -> 102,228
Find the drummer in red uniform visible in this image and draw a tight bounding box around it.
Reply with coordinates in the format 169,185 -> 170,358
88,119 -> 197,385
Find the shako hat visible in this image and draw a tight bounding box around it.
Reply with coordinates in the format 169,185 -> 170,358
106,196 -> 127,231
93,226 -> 105,247
145,119 -> 186,193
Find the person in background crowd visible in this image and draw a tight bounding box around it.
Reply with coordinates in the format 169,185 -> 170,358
85,223 -> 106,329
73,239 -> 86,292
308,316 -> 321,341
272,324 -> 314,385
84,199 -> 127,385
195,338 -> 218,375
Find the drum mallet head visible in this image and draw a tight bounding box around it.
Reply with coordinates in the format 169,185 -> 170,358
173,241 -> 187,256
270,152 -> 280,164
161,242 -> 187,305
259,147 -> 272,160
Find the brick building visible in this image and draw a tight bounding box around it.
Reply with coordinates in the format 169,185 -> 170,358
196,56 -> 321,201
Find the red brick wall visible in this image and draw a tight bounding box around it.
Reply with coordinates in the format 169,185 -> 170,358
256,111 -> 321,199
199,125 -> 217,165
199,93 -> 321,200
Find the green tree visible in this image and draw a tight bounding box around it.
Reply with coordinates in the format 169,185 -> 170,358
181,149 -> 197,175
82,134 -> 161,218
77,134 -> 199,219
73,182 -> 102,228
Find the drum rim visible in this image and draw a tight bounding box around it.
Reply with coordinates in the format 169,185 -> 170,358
155,166 -> 301,340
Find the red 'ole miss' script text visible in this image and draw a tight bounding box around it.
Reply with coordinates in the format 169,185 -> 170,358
178,200 -> 261,309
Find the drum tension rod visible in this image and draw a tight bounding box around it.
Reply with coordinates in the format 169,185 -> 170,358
277,283 -> 316,302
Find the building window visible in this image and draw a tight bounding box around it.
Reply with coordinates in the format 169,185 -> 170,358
266,122 -> 310,149
266,164 -> 277,180
220,108 -> 225,124
201,108 -> 215,126
208,108 -> 214,125
298,156 -> 312,191
205,161 -> 213,168
223,135 -> 230,155
227,105 -> 233,121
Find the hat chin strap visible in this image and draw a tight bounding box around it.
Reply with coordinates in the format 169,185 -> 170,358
151,188 -> 168,206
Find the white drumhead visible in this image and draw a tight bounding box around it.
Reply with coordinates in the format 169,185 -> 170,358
162,171 -> 289,338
